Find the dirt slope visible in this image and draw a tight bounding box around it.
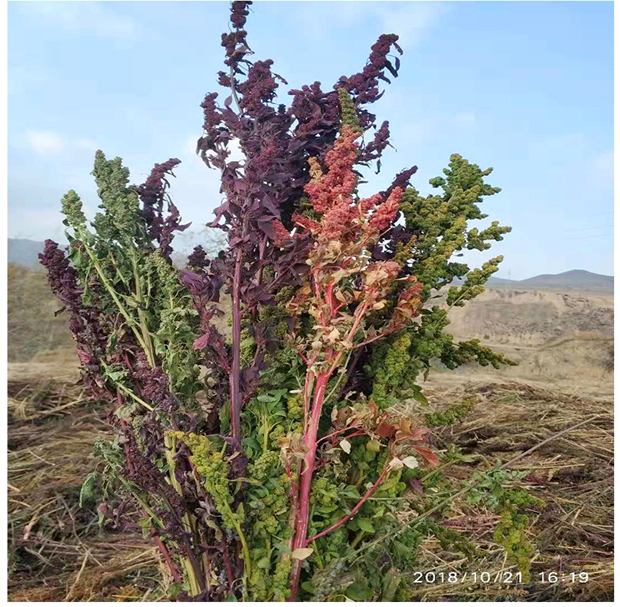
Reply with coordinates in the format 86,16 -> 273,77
429,288 -> 613,395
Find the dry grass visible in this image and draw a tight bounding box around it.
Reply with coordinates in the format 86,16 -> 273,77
405,381 -> 614,601
7,366 -> 613,601
8,372 -> 167,602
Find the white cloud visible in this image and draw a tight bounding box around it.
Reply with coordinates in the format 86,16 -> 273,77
25,130 -> 65,156
24,130 -> 101,157
18,1 -> 138,39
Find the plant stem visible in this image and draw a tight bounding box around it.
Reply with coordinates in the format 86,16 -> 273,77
350,530 -> 366,550
288,372 -> 329,600
78,230 -> 153,359
229,247 -> 243,450
307,468 -> 389,543
220,500 -> 252,579
164,434 -> 204,596
116,384 -> 154,411
288,281 -> 373,599
131,249 -> 156,367
153,533 -> 182,583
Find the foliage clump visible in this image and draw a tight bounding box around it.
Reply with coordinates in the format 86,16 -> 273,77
39,1 -> 529,601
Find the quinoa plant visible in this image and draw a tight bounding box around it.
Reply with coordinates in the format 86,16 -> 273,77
41,2 -> 518,601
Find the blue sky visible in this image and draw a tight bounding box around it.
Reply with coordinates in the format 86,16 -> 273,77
8,1 -> 614,279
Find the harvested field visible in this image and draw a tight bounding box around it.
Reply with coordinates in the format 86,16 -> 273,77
8,362 -> 613,602
8,368 -> 167,602
409,380 -> 613,602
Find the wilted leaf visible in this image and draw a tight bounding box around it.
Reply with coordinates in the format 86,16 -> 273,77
291,547 -> 314,560
413,446 -> 440,467
408,477 -> 424,493
340,439 -> 352,454
327,327 -> 340,343
408,427 -> 430,441
389,457 -> 404,470
376,421 -> 396,439
402,455 -> 419,469
332,269 -> 347,283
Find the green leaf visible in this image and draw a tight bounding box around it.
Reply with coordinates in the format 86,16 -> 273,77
340,487 -> 361,499
357,518 -> 375,533
79,472 -> 98,508
346,582 -> 374,601
276,541 -> 292,556
257,394 -> 276,403
411,385 -> 429,406
169,583 -> 183,599
301,581 -> 315,594
236,502 -> 245,522
138,517 -> 152,540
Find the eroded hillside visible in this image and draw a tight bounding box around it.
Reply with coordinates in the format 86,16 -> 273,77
431,288 -> 614,394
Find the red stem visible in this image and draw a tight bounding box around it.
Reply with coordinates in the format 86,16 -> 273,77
288,278 -> 373,599
302,361 -> 316,431
288,372 -> 329,600
352,326 -> 395,350
317,426 -> 363,446
229,247 -> 243,450
306,468 -> 389,543
295,375 -> 329,541
221,539 -> 235,589
153,531 -> 182,583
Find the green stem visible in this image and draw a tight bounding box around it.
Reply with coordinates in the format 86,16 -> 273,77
350,530 -> 366,550
220,500 -> 252,579
131,249 -> 156,367
164,435 -> 203,596
116,384 -> 154,411
78,230 -> 151,356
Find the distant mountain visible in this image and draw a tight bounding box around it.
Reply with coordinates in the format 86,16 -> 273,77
448,270 -> 612,292
8,238 -> 45,269
6,238 -> 211,271
487,269 -> 613,292
519,269 -> 614,291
